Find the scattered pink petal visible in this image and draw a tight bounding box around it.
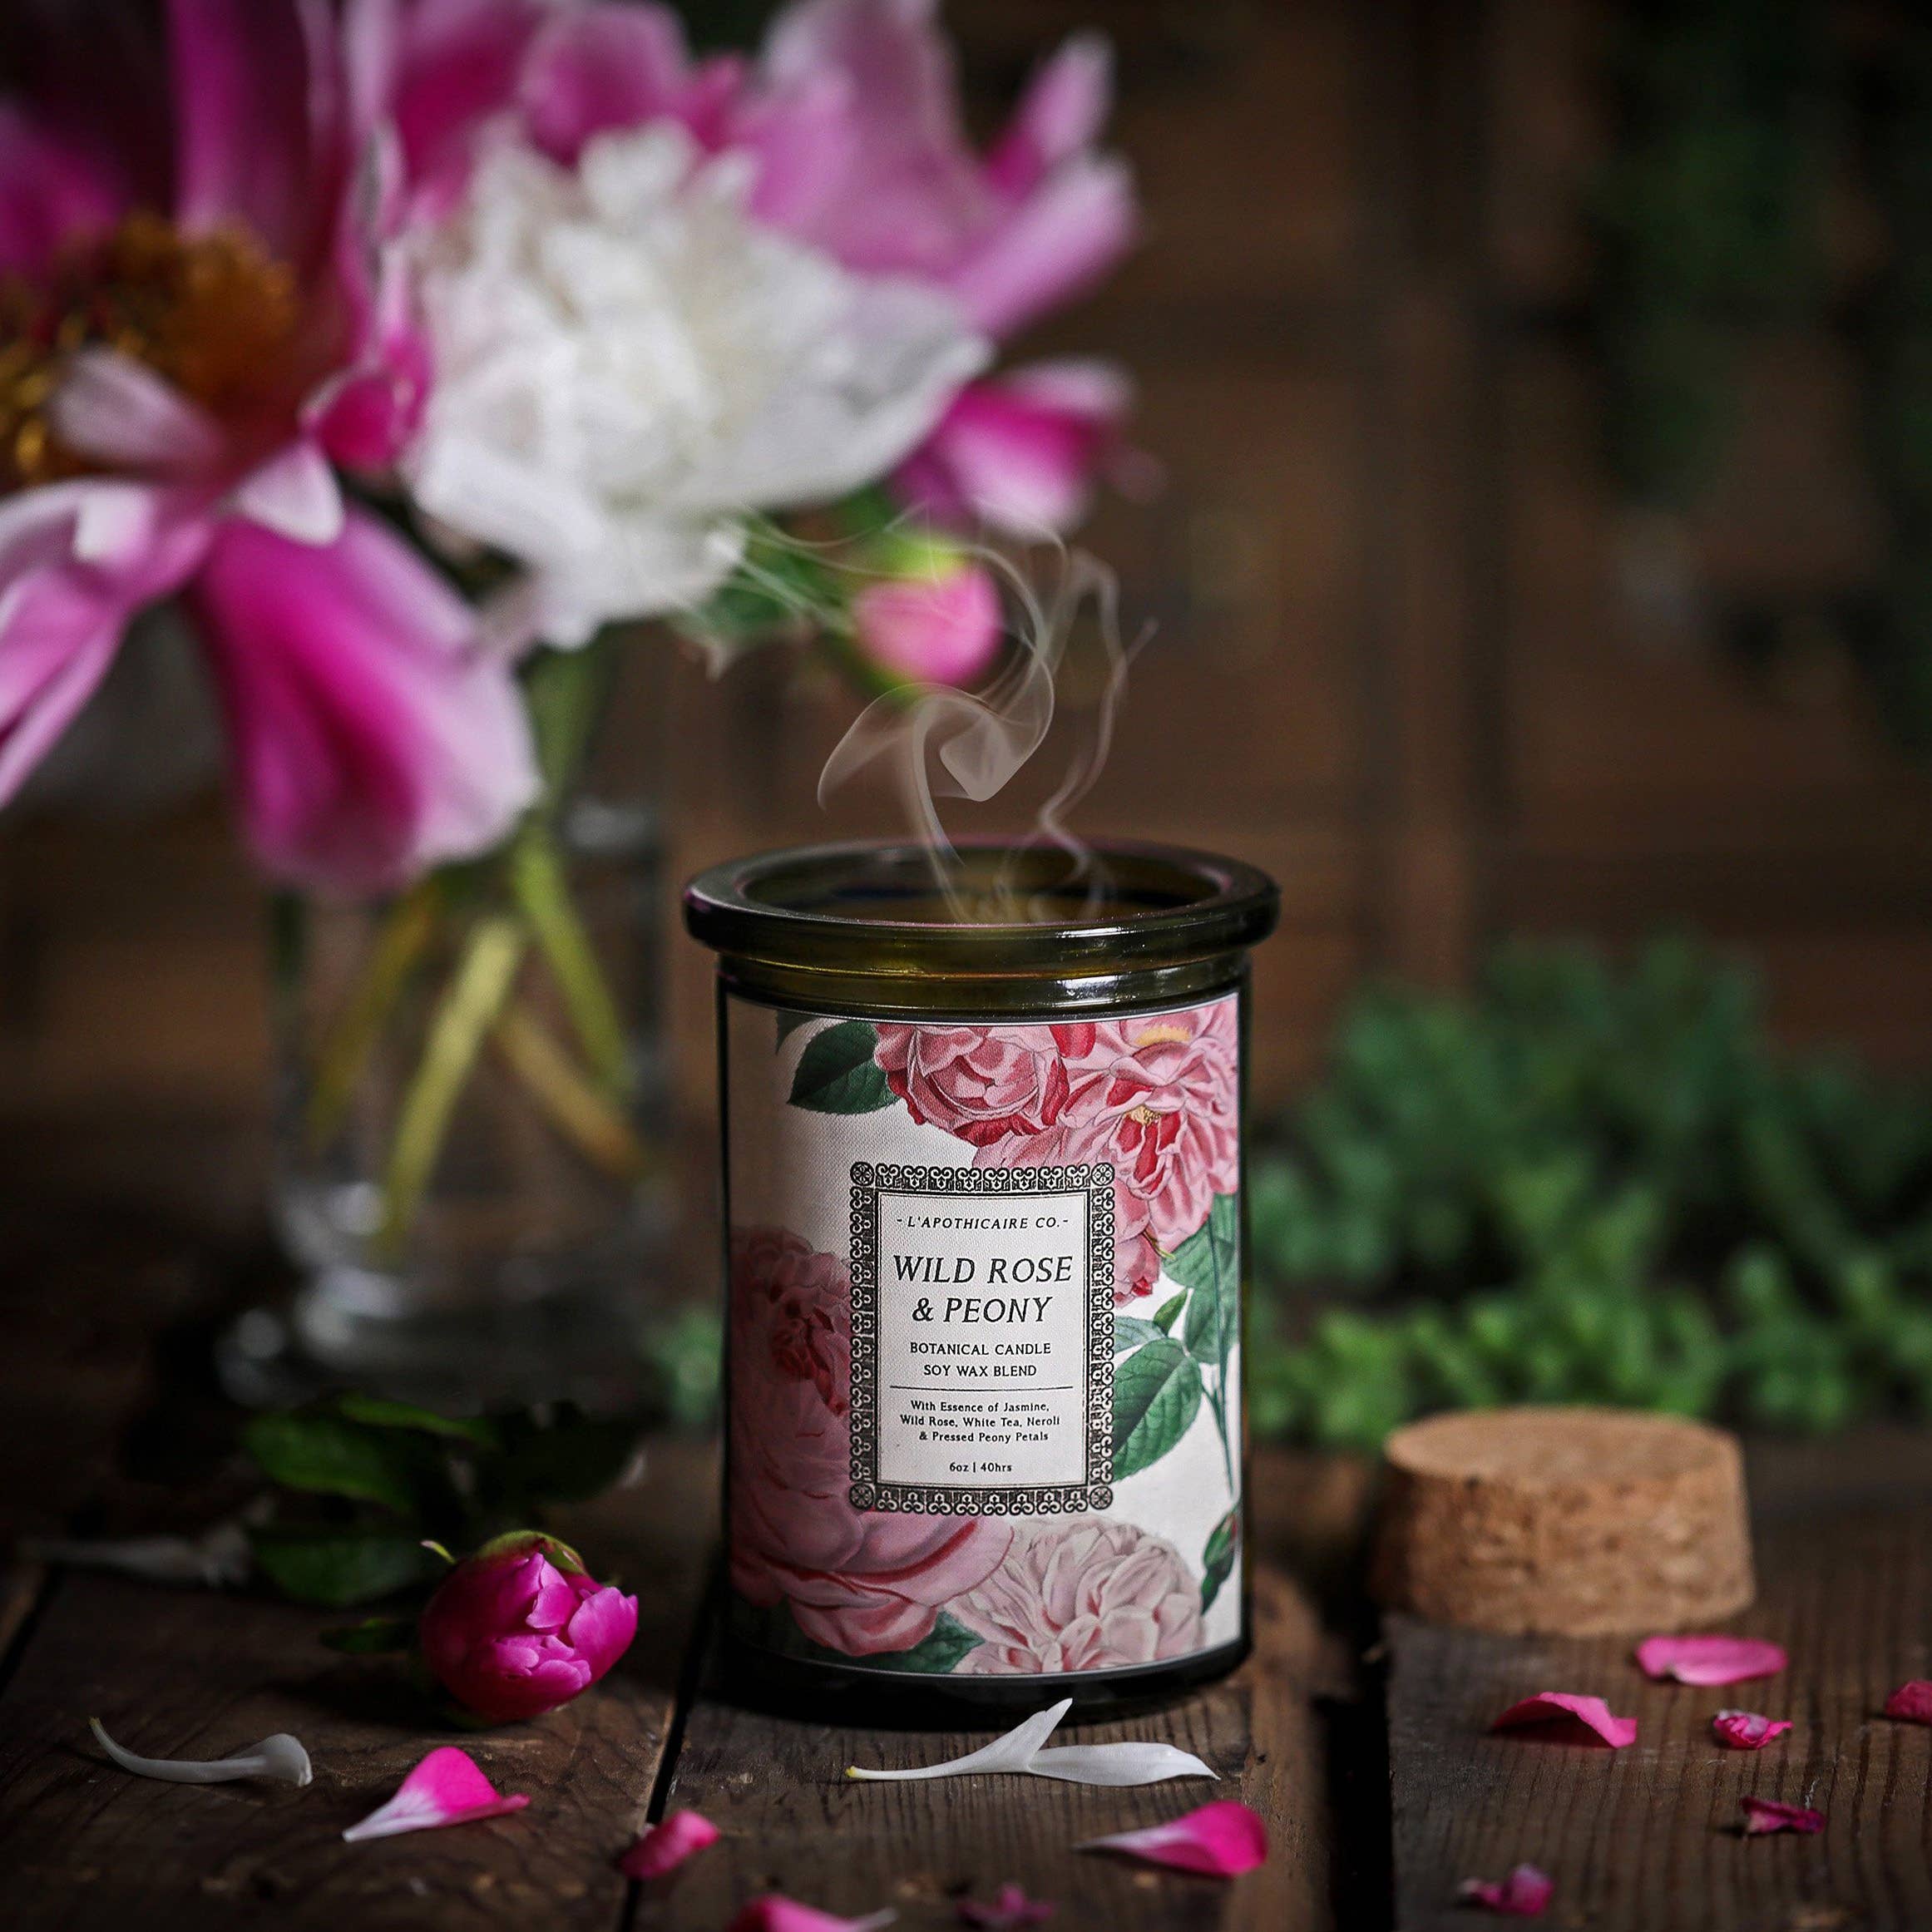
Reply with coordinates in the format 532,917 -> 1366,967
1077,1800 -> 1268,1876
725,1898 -> 896,1932
1490,1692 -> 1637,1749
340,1747 -> 529,1843
1712,1710 -> 1792,1751
1635,1635 -> 1787,1687
1741,1796 -> 1824,1836
956,1882 -> 1054,1928
1457,1864 -> 1554,1916
1884,1681 -> 1932,1725
620,1809 -> 720,1879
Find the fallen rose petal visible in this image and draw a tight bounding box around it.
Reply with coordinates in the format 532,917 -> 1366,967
1635,1635 -> 1787,1687
725,1898 -> 897,1932
1884,1681 -> 1932,1724
90,1718 -> 311,1786
1712,1710 -> 1793,1751
1077,1800 -> 1269,1876
956,1882 -> 1054,1928
1457,1864 -> 1554,1916
341,1747 -> 529,1842
846,1701 -> 1070,1781
1742,1795 -> 1824,1836
1490,1693 -> 1637,1748
1025,1742 -> 1217,1786
620,1808 -> 720,1879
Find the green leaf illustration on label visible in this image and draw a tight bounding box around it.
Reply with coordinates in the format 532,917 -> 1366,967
1200,1509 -> 1239,1612
774,1009 -> 818,1045
787,1019 -> 896,1114
1113,1314 -> 1167,1354
1167,1193 -> 1240,1491
1151,1290 -> 1188,1333
1111,1337 -> 1204,1479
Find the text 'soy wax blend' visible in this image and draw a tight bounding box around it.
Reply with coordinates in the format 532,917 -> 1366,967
684,842 -> 1279,1712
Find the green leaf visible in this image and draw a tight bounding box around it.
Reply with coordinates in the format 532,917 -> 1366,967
1113,1315 -> 1166,1353
250,1529 -> 442,1608
241,1413 -> 423,1514
334,1394 -> 497,1446
319,1615 -> 418,1655
1151,1292 -> 1188,1333
787,1019 -> 894,1114
493,1405 -> 647,1505
1172,1194 -> 1241,1369
775,1010 -> 818,1045
1200,1510 -> 1239,1611
1110,1339 -> 1203,1479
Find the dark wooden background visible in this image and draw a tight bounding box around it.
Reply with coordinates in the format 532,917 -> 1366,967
6,0 -> 1932,1233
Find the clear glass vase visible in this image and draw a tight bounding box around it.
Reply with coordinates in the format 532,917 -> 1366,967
237,644 -> 673,1410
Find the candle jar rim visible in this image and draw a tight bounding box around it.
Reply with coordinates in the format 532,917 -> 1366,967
683,838 -> 1279,979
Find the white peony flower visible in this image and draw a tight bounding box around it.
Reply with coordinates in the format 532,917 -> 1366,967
405,123 -> 989,650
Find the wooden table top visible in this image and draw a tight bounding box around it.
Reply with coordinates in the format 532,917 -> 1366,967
2,1218 -> 1930,1930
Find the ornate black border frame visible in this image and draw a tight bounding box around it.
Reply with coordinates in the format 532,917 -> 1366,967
847,1161 -> 1115,1515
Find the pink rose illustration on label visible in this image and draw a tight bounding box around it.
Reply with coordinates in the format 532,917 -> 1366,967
729,1227 -> 1011,1658
873,1022 -> 1096,1145
1053,1006 -> 1239,1302
951,1521 -> 1206,1673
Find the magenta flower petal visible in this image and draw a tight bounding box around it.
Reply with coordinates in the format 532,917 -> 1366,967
895,363 -> 1133,537
1635,1635 -> 1787,1687
984,35 -> 1112,200
1490,1693 -> 1637,1749
166,0 -> 319,259
189,505 -> 540,895
340,1747 -> 530,1842
45,350 -> 226,478
1078,1800 -> 1269,1876
0,482 -> 209,803
1884,1681 -> 1932,1724
957,1882 -> 1053,1928
1712,1710 -> 1792,1751
945,153 -> 1137,340
1457,1865 -> 1554,1916
618,1808 -> 720,1880
1741,1796 -> 1824,1836
519,4 -> 742,163
725,1896 -> 897,1932
0,104 -> 123,274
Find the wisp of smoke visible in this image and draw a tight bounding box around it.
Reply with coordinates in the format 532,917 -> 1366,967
815,531 -> 1145,920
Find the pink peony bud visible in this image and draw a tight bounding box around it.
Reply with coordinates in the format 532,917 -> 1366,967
418,1531 -> 638,1723
851,546 -> 1003,689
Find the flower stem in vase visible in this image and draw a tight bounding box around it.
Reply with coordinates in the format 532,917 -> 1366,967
508,824 -> 632,1097
375,914 -> 528,1258
491,1002 -> 650,1183
304,879 -> 443,1153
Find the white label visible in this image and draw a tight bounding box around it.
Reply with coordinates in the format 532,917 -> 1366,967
847,1162 -> 1115,1516
874,1186 -> 1092,1490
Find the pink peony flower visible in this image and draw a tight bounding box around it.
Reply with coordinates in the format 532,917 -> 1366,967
950,1520 -> 1205,1674
852,553 -> 1003,689
383,1 -> 1139,536
730,1227 -> 1010,1654
873,1022 -> 1094,1147
0,0 -> 537,893
418,1530 -> 638,1722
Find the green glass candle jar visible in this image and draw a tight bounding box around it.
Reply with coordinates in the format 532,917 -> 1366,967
684,840 -> 1279,1714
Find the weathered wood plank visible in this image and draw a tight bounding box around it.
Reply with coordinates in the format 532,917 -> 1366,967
0,1441 -> 717,1932
1386,1444 -> 1932,1930
641,1563 -> 1351,1932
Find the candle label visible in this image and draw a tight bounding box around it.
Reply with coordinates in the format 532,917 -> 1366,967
847,1162 -> 1116,1514
724,995 -> 1244,1678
